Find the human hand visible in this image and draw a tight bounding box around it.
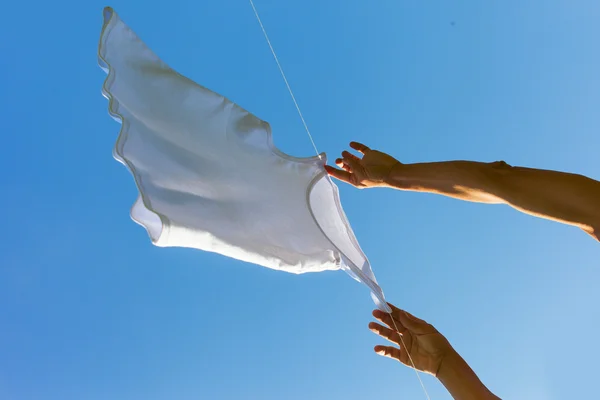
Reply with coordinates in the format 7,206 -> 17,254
369,303 -> 454,376
324,142 -> 400,188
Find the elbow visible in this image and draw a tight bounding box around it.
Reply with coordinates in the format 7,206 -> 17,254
579,210 -> 600,241
589,220 -> 600,242
481,160 -> 514,196
489,160 -> 513,173
584,193 -> 600,242
487,161 -> 515,182
584,226 -> 600,242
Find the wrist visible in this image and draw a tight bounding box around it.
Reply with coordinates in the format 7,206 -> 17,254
436,349 -> 498,400
436,348 -> 463,379
383,161 -> 408,188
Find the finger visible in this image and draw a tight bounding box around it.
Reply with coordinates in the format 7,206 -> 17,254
342,151 -> 362,170
384,303 -> 427,327
342,150 -> 362,163
375,345 -> 414,368
372,309 -> 395,327
335,159 -> 352,172
350,141 -> 370,154
400,309 -> 428,324
394,309 -> 433,335
336,157 -> 357,174
386,302 -> 402,314
372,310 -> 407,334
369,322 -> 402,345
324,165 -> 352,183
374,345 -> 402,362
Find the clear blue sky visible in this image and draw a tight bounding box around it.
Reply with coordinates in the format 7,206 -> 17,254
1,1 -> 599,399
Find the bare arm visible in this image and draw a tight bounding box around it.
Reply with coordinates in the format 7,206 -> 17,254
326,142 -> 600,241
437,350 -> 501,400
385,160 -> 600,240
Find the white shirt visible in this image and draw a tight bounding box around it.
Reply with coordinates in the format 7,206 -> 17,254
98,7 -> 390,312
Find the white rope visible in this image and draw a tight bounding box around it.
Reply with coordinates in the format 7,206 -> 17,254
248,0 -> 321,157
248,2 -> 429,398
388,312 -> 432,400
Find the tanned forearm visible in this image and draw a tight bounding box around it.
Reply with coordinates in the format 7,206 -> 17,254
385,160 -> 600,240
437,351 -> 501,400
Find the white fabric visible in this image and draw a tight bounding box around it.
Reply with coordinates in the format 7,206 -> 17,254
98,7 -> 390,312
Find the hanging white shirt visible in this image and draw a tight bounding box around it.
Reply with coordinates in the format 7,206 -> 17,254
98,7 -> 390,312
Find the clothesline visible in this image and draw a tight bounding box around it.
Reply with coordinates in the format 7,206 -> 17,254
246,2 -> 430,399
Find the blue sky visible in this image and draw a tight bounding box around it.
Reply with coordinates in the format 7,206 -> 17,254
1,1 -> 599,399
